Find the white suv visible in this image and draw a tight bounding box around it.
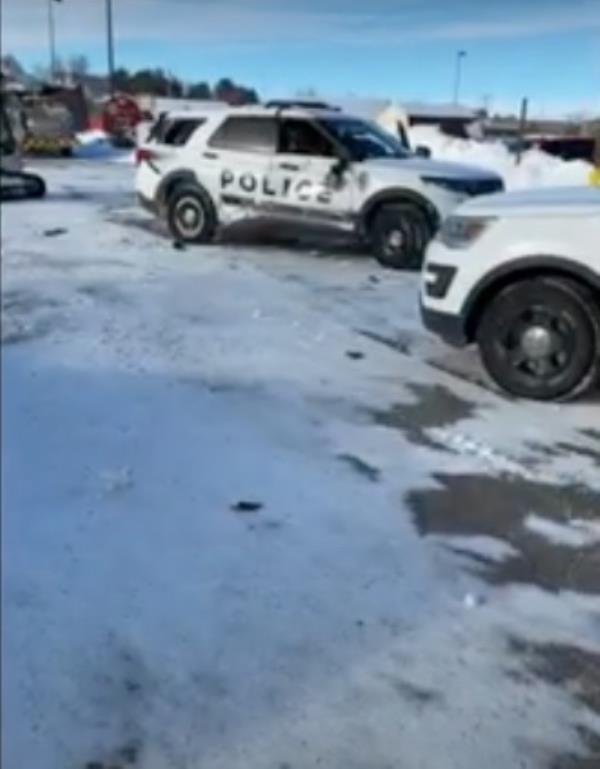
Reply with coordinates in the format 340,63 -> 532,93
421,187 -> 600,400
135,102 -> 503,268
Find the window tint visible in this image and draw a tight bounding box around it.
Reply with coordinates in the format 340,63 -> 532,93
209,117 -> 277,154
149,117 -> 204,145
318,118 -> 410,160
164,119 -> 205,146
278,119 -> 335,157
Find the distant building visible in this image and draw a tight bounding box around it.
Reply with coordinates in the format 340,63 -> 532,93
136,95 -> 227,118
293,93 -> 481,143
330,98 -> 410,144
403,102 -> 481,138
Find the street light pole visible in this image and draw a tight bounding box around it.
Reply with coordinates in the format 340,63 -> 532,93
47,0 -> 58,81
453,50 -> 467,105
106,0 -> 115,95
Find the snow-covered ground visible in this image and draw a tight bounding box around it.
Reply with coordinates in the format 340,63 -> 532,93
2,159 -> 599,769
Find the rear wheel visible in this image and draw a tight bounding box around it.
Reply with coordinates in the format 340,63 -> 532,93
477,278 -> 600,400
370,202 -> 433,269
27,174 -> 46,199
166,184 -> 217,244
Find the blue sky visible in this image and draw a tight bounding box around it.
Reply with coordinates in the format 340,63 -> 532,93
2,0 -> 599,115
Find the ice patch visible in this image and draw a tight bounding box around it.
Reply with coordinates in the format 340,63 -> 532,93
525,515 -> 600,548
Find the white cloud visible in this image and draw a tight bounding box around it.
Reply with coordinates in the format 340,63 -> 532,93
2,0 -> 600,52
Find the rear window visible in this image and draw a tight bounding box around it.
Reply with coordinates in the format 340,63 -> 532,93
208,117 -> 277,154
149,117 -> 205,146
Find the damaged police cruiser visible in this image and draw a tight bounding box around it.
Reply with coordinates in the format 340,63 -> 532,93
136,101 -> 504,269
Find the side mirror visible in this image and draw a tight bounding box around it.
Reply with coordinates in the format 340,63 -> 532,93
415,145 -> 432,158
327,155 -> 350,188
331,155 -> 350,176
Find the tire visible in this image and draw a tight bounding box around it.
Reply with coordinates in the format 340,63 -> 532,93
370,202 -> 433,270
476,277 -> 600,401
28,174 -> 46,199
166,183 -> 217,244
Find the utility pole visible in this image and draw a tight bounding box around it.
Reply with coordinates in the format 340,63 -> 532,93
516,97 -> 529,166
47,0 -> 58,81
106,0 -> 115,95
453,50 -> 467,105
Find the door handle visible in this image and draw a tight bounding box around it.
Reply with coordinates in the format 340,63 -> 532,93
279,162 -> 301,171
203,151 -> 219,160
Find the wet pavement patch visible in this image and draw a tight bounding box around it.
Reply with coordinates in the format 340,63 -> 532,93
369,383 -> 478,451
509,637 -> 600,768
551,726 -> 600,769
109,213 -> 169,240
406,473 -> 600,593
337,453 -> 381,483
555,443 -> 600,469
358,328 -> 413,357
509,638 -> 600,713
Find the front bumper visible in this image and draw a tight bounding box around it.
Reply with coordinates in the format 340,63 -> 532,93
423,263 -> 457,299
420,300 -> 467,347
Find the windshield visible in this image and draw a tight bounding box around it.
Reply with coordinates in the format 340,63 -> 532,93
318,117 -> 410,161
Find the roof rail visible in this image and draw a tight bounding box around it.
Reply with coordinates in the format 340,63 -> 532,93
264,99 -> 341,111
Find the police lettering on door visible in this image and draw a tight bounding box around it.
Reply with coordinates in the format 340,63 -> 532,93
220,169 -> 333,206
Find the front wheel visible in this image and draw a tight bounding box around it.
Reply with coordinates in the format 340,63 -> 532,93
477,278 -> 600,401
370,202 -> 433,270
167,184 -> 217,244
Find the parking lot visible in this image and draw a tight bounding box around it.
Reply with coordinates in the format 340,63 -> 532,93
2,158 -> 600,769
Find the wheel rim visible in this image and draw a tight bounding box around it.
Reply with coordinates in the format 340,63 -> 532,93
175,196 -> 205,238
382,224 -> 408,258
498,304 -> 577,383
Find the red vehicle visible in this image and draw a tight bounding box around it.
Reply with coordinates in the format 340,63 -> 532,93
101,94 -> 143,146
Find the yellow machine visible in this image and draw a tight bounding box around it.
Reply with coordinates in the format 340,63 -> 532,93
19,91 -> 76,156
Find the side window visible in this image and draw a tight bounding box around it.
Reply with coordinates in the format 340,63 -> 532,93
209,117 -> 277,154
278,119 -> 335,158
148,116 -> 204,145
164,119 -> 205,146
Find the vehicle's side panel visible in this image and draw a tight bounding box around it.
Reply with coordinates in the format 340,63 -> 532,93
425,213 -> 600,318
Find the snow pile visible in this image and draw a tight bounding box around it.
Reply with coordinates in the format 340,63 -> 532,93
74,130 -> 133,163
410,125 -> 593,189
73,129 -> 115,158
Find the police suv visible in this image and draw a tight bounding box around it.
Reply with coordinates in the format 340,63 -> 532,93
135,101 -> 504,268
422,186 -> 600,400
